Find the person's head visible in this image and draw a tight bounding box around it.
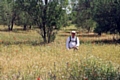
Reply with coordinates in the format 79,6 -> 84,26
71,31 -> 76,38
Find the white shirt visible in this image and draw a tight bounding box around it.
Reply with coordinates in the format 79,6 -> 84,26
66,36 -> 80,50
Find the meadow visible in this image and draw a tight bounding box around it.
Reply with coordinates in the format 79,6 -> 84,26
0,25 -> 120,80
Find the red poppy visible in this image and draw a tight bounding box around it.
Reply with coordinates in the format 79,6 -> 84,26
37,77 -> 40,80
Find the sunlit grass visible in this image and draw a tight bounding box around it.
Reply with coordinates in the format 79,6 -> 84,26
0,25 -> 120,79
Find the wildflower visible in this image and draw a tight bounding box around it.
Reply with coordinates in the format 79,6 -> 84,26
13,36 -> 16,40
83,77 -> 88,80
84,64 -> 86,67
16,50 -> 18,53
0,40 -> 3,43
66,62 -> 70,67
37,77 -> 41,80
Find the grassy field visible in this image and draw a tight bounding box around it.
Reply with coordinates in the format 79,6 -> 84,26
0,25 -> 120,80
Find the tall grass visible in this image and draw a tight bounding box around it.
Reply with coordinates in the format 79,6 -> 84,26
0,26 -> 120,80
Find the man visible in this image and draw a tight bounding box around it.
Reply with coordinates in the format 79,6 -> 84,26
66,31 -> 80,50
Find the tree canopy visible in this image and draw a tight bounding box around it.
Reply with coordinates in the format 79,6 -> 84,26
93,0 -> 120,35
0,0 -> 120,43
0,0 -> 69,43
71,0 -> 120,35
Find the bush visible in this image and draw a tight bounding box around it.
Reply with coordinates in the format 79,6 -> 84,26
0,57 -> 120,80
63,57 -> 120,80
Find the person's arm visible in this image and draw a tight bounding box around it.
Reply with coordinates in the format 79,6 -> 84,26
76,37 -> 80,47
73,37 -> 79,50
66,37 -> 70,50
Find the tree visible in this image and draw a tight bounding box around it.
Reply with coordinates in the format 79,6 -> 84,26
0,0 -> 17,31
40,0 -> 68,43
16,0 -> 68,43
0,1 -> 4,25
72,0 -> 96,32
17,11 -> 33,30
93,0 -> 120,35
0,0 -> 69,43
68,0 -> 77,24
13,0 -> 34,30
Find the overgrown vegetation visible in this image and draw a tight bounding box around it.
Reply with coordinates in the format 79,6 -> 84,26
0,26 -> 120,80
0,0 -> 120,79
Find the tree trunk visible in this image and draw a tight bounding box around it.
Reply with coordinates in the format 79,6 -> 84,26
29,25 -> 32,29
8,24 -> 11,31
43,23 -> 47,43
8,13 -> 16,31
47,26 -> 54,43
87,27 -> 91,33
98,32 -> 101,36
48,29 -> 51,43
10,18 -> 14,31
42,0 -> 48,43
23,24 -> 27,30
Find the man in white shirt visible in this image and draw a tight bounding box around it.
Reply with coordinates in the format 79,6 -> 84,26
66,31 -> 80,50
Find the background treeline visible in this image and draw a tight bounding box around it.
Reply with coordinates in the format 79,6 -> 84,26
0,0 -> 68,43
0,0 -> 120,43
71,0 -> 120,35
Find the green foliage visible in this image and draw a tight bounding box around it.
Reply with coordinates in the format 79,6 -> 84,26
0,0 -> 16,30
72,0 -> 96,32
1,57 -> 120,80
0,0 -> 69,43
93,0 -> 120,34
63,57 -> 120,80
14,0 -> 35,30
46,0 -> 66,29
71,0 -> 120,34
15,0 -> 68,43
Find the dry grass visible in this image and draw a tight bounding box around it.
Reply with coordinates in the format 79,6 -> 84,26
0,25 -> 120,79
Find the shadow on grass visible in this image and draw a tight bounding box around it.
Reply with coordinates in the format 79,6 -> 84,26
59,34 -> 101,37
0,38 -> 120,47
80,39 -> 120,45
0,29 -> 10,32
92,39 -> 120,44
59,32 -> 120,44
0,40 -> 46,46
78,34 -> 101,37
0,27 -> 39,33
